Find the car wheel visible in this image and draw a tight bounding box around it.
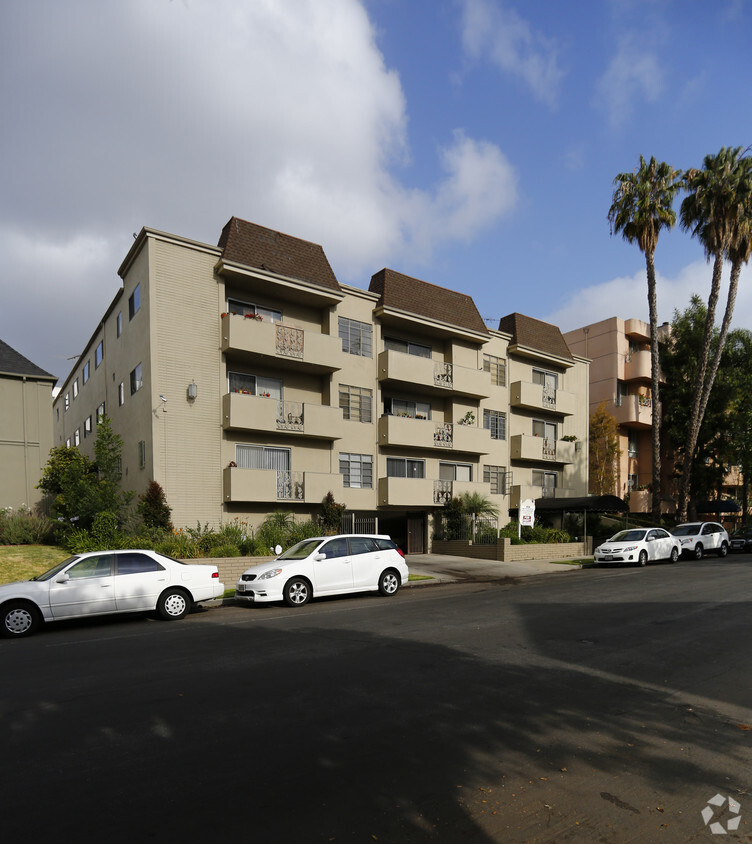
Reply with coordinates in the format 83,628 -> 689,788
157,588 -> 191,620
283,577 -> 311,607
378,569 -> 401,596
669,546 -> 679,563
694,543 -> 704,560
718,542 -> 728,558
638,550 -> 648,567
1,601 -> 41,638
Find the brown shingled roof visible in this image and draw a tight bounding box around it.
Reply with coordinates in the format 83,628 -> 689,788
369,268 -> 488,335
498,313 -> 574,361
218,217 -> 341,292
0,339 -> 56,380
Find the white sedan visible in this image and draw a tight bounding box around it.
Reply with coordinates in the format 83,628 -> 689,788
236,534 -> 409,607
0,550 -> 224,638
594,528 -> 680,567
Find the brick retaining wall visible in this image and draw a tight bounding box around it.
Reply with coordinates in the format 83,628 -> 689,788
430,538 -> 592,562
185,556 -> 275,588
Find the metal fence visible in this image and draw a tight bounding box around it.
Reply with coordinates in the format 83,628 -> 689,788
432,514 -> 499,544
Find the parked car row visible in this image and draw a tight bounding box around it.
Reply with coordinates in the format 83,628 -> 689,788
0,534 -> 410,639
594,521 -> 733,567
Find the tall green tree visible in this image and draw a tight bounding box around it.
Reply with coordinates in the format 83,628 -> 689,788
676,146 -> 752,519
589,402 -> 621,496
608,155 -> 681,521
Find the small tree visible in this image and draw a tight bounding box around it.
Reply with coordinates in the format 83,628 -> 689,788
37,445 -> 98,527
590,403 -> 621,496
137,481 -> 173,531
319,492 -> 346,534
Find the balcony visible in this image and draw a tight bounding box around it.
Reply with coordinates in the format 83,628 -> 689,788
377,350 -> 491,399
378,477 -> 436,508
223,467 -> 344,504
509,484 -> 574,508
613,394 -> 652,428
510,434 -> 576,464
222,394 -> 342,440
509,381 -> 575,416
221,314 -> 342,373
432,479 -> 497,505
625,318 -> 650,342
377,415 -> 491,454
624,349 -> 651,381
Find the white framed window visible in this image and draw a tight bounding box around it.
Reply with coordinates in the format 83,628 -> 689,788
483,354 -> 506,387
384,397 -> 431,420
73,429 -> 80,447
64,392 -> 70,412
226,297 -> 282,323
84,416 -> 92,437
386,457 -> 425,478
439,462 -> 472,481
118,382 -> 125,406
73,378 -> 79,399
97,402 -> 105,421
83,361 -> 90,384
339,453 -> 373,488
483,465 -> 507,495
532,368 -> 558,389
228,372 -> 282,399
532,420 -> 557,439
338,317 -> 372,357
339,385 -> 372,422
130,362 -> 143,394
483,409 -> 506,440
235,444 -> 291,470
384,337 -> 431,358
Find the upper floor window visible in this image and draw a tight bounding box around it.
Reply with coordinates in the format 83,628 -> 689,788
439,462 -> 472,481
532,420 -> 557,440
338,317 -> 372,357
235,444 -> 290,471
129,284 -> 141,320
72,378 -> 79,399
339,453 -> 373,489
130,363 -> 143,395
384,397 -> 431,420
339,385 -> 372,422
483,354 -> 506,387
384,337 -> 431,358
117,311 -> 123,337
95,340 -> 103,368
483,464 -> 507,495
226,298 -> 282,323
97,402 -> 106,422
84,416 -> 92,437
628,431 -> 639,458
532,368 -> 558,390
616,380 -> 628,407
386,457 -> 425,478
73,429 -> 80,447
83,361 -> 90,384
483,409 -> 506,440
229,372 -> 282,399
64,393 -> 70,412
533,469 -> 557,490
118,382 -> 125,406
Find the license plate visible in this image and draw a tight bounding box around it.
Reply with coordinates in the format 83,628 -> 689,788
604,555 -> 614,561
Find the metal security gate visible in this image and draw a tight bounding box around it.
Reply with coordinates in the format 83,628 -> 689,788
340,513 -> 378,534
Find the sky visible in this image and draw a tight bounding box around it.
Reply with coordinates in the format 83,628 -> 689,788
2,0 -> 751,383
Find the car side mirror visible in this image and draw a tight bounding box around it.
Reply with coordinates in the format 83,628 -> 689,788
314,553 -> 326,561
56,573 -> 70,583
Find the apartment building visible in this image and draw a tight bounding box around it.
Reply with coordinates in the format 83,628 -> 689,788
0,339 -> 57,511
563,317 -> 670,511
52,217 -> 589,552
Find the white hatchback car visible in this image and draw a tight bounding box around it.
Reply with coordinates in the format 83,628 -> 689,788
594,527 -> 681,566
236,534 -> 409,607
672,522 -> 730,559
0,550 -> 224,638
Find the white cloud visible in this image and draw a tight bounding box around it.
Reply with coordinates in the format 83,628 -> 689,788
459,0 -> 563,107
594,35 -> 665,129
546,260 -> 752,334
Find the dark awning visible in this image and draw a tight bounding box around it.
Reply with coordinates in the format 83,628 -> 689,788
531,494 -> 629,514
695,499 -> 740,513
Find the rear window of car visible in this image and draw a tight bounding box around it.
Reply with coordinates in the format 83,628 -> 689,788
116,553 -> 165,575
349,537 -> 379,554
374,538 -> 398,552
672,524 -> 702,536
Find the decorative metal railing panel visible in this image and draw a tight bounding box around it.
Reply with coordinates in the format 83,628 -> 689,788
542,437 -> 556,460
434,362 -> 453,389
638,394 -> 652,408
433,480 -> 453,505
434,423 -> 453,448
276,401 -> 304,431
542,383 -> 556,408
277,471 -> 304,500
276,324 -> 304,358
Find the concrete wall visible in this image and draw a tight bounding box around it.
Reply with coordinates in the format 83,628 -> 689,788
431,537 -> 592,561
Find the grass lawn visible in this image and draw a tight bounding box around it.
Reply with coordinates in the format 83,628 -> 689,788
0,545 -> 70,585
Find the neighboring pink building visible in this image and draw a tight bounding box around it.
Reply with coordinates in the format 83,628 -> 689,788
564,317 -> 671,513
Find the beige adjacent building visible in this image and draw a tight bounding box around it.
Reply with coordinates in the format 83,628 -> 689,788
563,316 -> 670,512
52,217 -> 589,552
0,340 -> 57,511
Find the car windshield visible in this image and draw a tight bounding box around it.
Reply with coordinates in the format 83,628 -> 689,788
34,556 -> 78,581
672,524 -> 702,536
277,539 -> 324,560
609,530 -> 647,542
732,528 -> 752,538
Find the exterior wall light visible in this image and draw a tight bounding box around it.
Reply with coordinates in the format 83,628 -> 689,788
187,382 -> 198,400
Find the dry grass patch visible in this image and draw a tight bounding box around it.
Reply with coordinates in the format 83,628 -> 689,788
0,545 -> 70,584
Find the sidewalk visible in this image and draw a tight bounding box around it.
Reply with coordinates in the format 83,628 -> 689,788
405,553 -> 582,584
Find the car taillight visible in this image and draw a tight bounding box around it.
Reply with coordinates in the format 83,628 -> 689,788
212,571 -> 219,578
397,548 -> 405,558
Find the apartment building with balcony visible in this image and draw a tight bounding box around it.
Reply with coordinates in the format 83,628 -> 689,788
0,339 -> 57,511
563,316 -> 670,511
52,217 -> 589,552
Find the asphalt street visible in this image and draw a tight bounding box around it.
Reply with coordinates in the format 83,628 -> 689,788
2,556 -> 751,843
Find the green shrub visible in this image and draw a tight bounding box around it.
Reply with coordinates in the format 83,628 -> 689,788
209,544 -> 240,558
0,506 -> 56,545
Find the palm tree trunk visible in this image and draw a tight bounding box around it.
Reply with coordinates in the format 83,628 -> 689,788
676,254 -> 725,521
646,251 -> 662,522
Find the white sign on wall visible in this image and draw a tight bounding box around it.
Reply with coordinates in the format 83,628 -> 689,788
519,498 -> 536,528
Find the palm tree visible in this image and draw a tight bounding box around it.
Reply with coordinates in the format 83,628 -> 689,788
676,147 -> 752,520
608,156 -> 681,521
460,491 -> 499,541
